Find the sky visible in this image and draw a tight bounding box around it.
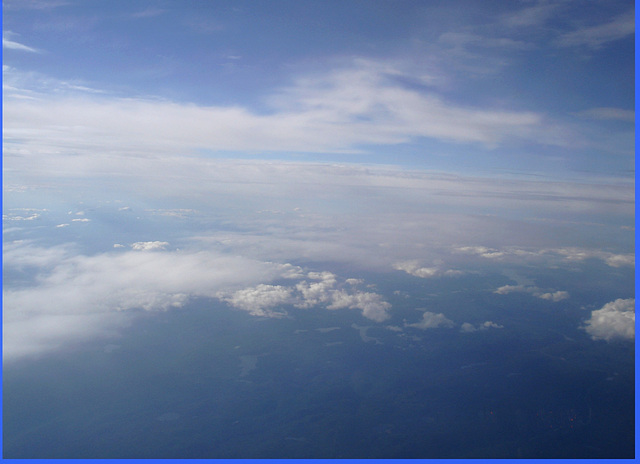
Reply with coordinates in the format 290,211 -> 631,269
2,0 -> 635,365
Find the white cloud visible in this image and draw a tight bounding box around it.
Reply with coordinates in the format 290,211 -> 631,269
217,284 -> 292,318
3,213 -> 40,221
131,241 -> 169,251
574,107 -> 634,122
494,284 -> 569,301
583,298 -> 635,341
394,261 -> 439,278
219,270 -> 391,322
2,241 -> 393,361
3,59 -> 550,161
604,254 -> 635,268
2,244 -> 286,362
538,291 -> 569,302
554,248 -> 635,268
293,271 -> 391,321
3,35 -> 39,53
461,320 -> 504,333
406,311 -> 455,330
454,246 -> 506,259
556,11 -> 635,49
456,245 -> 634,269
327,290 -> 391,322
500,2 -> 559,28
393,260 -> 461,278
494,284 -> 525,295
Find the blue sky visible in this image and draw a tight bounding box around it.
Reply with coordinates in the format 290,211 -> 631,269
3,0 -> 634,174
2,1 -> 635,361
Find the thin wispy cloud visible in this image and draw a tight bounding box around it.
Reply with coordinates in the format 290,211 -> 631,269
3,33 -> 40,53
556,11 -> 635,49
2,60 -> 549,157
573,107 -> 635,122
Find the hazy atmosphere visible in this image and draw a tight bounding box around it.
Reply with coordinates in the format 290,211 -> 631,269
3,0 -> 635,459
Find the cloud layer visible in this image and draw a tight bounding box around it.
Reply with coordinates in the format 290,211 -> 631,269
2,241 -> 391,361
2,59 -> 557,161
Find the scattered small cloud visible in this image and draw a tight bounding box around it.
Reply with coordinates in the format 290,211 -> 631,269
71,218 -> 90,222
538,291 -> 570,302
393,260 -> 461,278
456,245 -> 634,269
460,321 -> 504,333
406,311 -> 455,330
494,284 -> 569,301
454,246 -> 505,259
131,241 -> 169,251
3,213 -> 40,221
583,298 -> 635,341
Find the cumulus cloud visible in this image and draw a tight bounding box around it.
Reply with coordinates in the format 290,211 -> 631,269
583,298 -> 635,341
217,270 -> 391,322
454,246 -> 506,259
294,271 -> 391,322
554,248 -> 635,268
461,321 -> 504,333
327,290 -> 391,322
393,260 -> 461,278
217,284 -> 293,318
494,284 -> 569,301
604,254 -> 635,268
406,311 -> 455,329
131,241 -> 169,251
537,291 -> 570,302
